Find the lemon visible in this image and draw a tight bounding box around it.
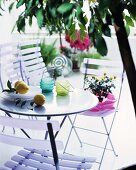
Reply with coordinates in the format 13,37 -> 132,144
14,80 -> 25,89
34,94 -> 46,106
16,83 -> 29,94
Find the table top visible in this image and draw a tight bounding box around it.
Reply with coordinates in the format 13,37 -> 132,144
0,88 -> 98,117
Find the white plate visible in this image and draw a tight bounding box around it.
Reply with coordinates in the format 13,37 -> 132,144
3,86 -> 41,101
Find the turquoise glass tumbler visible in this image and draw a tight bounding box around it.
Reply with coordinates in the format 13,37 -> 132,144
40,77 -> 54,93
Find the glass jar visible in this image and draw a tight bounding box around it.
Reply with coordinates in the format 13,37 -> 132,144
56,79 -> 70,96
40,68 -> 55,93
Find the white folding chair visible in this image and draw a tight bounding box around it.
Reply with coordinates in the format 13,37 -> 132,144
64,58 -> 125,170
0,42 -> 42,131
17,39 -> 47,86
0,115 -> 96,170
0,43 -> 26,133
0,43 -> 23,90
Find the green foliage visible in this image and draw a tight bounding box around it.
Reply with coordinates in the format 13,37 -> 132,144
36,8 -> 44,28
1,0 -> 136,56
8,2 -> 15,13
2,80 -> 16,93
94,34 -> 108,56
57,3 -> 74,14
21,44 -> 36,50
40,39 -> 59,65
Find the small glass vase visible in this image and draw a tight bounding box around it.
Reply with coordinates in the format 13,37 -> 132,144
40,68 -> 55,93
55,76 -> 74,96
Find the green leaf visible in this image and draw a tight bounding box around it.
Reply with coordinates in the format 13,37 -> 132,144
0,5 -> 5,11
95,34 -> 108,56
50,7 -> 57,17
10,88 -> 16,92
29,16 -> 33,26
79,24 -> 86,41
21,101 -> 26,108
57,3 -> 74,14
36,8 -> 44,28
7,80 -> 12,90
15,99 -> 21,105
17,16 -> 25,32
76,6 -> 87,26
16,0 -> 25,8
98,0 -> 111,10
76,5 -> 82,19
26,0 -> 33,10
125,15 -> 134,27
125,24 -> 130,36
106,13 -> 112,25
2,89 -> 11,92
89,22 -> 94,34
69,24 -> 77,41
8,2 -> 15,13
30,101 -> 34,106
102,24 -> 111,37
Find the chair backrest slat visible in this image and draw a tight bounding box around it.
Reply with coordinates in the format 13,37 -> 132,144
83,58 -> 122,67
0,116 -> 63,150
20,39 -> 41,46
28,67 -> 46,77
81,58 -> 123,76
0,134 -> 63,150
18,40 -> 46,85
21,52 -> 41,61
26,62 -> 45,72
0,116 -> 60,131
20,47 -> 40,55
0,43 -> 23,90
23,57 -> 43,67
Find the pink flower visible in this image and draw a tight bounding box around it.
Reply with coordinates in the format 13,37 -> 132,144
65,30 -> 90,51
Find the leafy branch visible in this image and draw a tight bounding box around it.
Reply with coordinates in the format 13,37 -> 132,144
2,80 -> 16,93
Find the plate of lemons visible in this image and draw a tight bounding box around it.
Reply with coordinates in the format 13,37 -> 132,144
3,80 -> 41,101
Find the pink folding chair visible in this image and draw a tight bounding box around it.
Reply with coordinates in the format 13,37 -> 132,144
64,58 -> 125,170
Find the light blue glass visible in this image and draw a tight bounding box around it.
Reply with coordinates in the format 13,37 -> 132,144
40,77 -> 54,93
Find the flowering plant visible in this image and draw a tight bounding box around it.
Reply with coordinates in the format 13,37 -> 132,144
65,31 -> 90,51
84,73 -> 116,102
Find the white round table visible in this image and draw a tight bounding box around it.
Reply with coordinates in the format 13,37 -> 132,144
0,88 -> 98,117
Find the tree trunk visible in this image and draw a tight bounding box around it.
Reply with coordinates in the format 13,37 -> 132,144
112,6 -> 136,116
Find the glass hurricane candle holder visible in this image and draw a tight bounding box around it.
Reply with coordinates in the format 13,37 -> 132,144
40,68 -> 55,93
56,79 -> 73,96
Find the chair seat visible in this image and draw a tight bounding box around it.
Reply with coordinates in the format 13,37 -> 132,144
1,148 -> 96,170
82,108 -> 116,117
82,93 -> 117,117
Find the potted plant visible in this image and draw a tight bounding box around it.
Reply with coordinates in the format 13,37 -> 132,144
65,31 -> 91,72
40,39 -> 63,79
40,39 -> 59,66
84,73 -> 116,102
